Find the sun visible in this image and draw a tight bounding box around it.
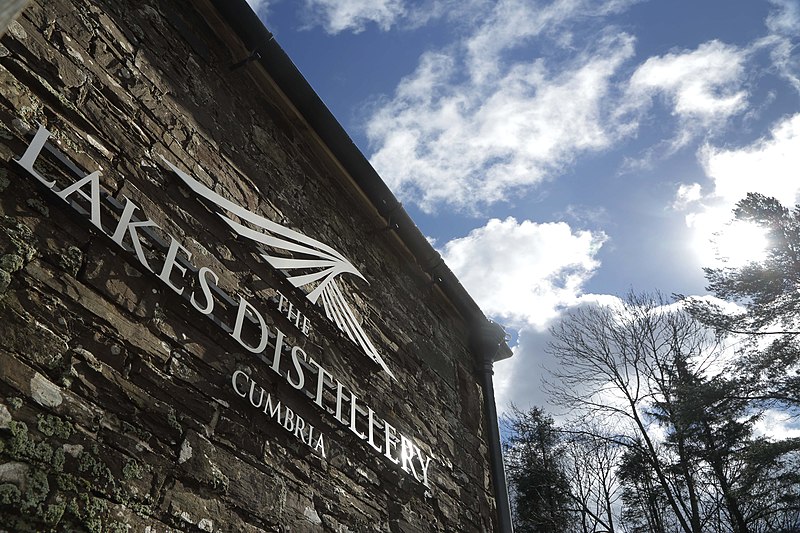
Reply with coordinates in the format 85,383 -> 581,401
689,213 -> 769,268
711,221 -> 769,267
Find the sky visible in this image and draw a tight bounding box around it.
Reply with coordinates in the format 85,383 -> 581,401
244,0 -> 800,420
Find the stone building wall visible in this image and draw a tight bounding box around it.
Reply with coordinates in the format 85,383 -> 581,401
0,0 -> 499,531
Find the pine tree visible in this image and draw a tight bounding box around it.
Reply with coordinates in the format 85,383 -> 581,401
683,192 -> 800,409
502,406 -> 574,533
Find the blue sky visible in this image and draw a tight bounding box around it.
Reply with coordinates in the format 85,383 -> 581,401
245,0 -> 800,421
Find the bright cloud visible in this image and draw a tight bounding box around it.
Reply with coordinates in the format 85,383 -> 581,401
368,32 -> 635,211
701,113 -> 800,207
439,217 -> 607,329
493,327 -> 555,411
302,0 -> 406,33
364,0 -> 757,213
626,40 -> 748,127
441,216 -> 609,412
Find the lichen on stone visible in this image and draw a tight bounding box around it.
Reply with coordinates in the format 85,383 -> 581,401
77,449 -> 116,490
0,216 -> 37,264
36,413 -> 75,439
7,397 -> 23,410
122,459 -> 144,480
43,498 -> 67,525
166,406 -> 182,432
55,245 -> 83,277
20,468 -> 50,512
0,269 -> 11,294
0,253 -> 23,273
0,483 -> 21,505
66,492 -> 109,533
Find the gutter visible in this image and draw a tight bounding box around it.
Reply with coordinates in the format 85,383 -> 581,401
204,1 -> 514,530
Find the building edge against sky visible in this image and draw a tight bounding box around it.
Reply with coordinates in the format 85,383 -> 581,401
0,0 -> 514,531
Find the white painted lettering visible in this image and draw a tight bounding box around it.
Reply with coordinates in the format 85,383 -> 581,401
294,415 -> 306,441
158,236 -> 191,295
287,346 -> 306,390
231,296 -> 270,354
366,407 -> 382,453
264,393 -> 281,419
277,291 -> 288,313
349,391 -> 366,440
13,124 -> 439,488
314,433 -> 326,457
314,434 -> 326,457
308,358 -> 331,410
231,370 -> 249,397
248,381 -> 265,409
419,450 -> 434,488
271,328 -> 285,374
384,420 -> 400,465
190,266 -> 218,315
111,197 -> 158,271
335,380 -> 347,424
56,171 -> 103,229
400,435 -> 420,480
283,407 -> 295,432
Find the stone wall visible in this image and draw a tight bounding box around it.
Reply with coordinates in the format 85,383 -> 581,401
0,0 -> 499,531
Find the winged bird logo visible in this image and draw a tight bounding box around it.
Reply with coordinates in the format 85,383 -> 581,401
161,157 -> 396,380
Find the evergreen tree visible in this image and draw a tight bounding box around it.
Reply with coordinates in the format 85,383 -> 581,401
502,406 -> 574,533
617,444 -> 669,533
683,193 -> 800,409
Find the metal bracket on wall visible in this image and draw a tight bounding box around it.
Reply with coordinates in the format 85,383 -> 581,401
230,49 -> 262,71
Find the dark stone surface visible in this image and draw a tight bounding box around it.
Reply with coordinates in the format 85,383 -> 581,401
0,0 -> 498,530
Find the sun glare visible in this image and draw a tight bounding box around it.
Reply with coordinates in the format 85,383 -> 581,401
709,221 -> 769,267
688,210 -> 770,268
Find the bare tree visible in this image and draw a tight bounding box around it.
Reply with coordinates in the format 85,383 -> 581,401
545,292 -> 727,533
561,425 -> 623,533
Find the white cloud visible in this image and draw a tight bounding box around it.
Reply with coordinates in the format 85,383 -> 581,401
754,409 -> 800,440
438,216 -> 608,412
302,0 -> 406,33
672,182 -> 702,209
701,113 -> 800,207
368,32 -> 635,211
766,0 -> 800,92
298,0 -> 635,37
625,40 -> 748,135
494,293 -> 623,413
494,327 -> 555,411
767,0 -> 800,33
466,0 -> 639,83
246,0 -> 271,16
439,217 -> 607,329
